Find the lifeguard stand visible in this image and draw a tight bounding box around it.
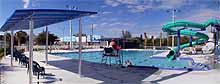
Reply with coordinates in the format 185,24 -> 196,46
101,47 -> 121,65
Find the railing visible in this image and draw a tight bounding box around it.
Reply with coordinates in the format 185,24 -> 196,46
14,44 -> 104,51
140,46 -> 172,50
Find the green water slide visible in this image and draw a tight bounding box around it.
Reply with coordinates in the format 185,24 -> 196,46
162,19 -> 220,60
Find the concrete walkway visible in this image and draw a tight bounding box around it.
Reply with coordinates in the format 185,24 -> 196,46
1,51 -> 220,84
0,54 -> 102,84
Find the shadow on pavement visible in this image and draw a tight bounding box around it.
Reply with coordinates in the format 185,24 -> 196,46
42,59 -> 160,84
150,70 -> 192,84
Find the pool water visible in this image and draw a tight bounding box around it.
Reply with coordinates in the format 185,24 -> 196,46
51,50 -> 193,69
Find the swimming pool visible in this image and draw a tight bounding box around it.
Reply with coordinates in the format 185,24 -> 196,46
50,50 -> 203,70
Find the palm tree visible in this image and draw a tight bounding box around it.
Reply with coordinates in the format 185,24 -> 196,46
3,33 -> 11,48
15,31 -> 28,46
35,31 -> 58,45
144,32 -> 148,46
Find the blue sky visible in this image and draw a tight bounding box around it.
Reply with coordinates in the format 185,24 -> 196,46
0,0 -> 220,38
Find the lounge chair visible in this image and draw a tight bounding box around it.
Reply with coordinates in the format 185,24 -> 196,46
195,47 -> 203,54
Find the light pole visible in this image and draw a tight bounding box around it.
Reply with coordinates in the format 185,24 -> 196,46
66,5 -> 77,50
62,27 -> 65,43
90,24 -> 94,45
160,32 -> 162,47
166,8 -> 180,48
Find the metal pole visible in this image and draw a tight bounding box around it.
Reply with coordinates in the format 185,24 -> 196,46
189,29 -> 193,53
160,32 -> 162,47
189,29 -> 193,46
144,32 -> 147,48
177,29 -> 181,57
122,39 -> 125,65
215,27 -> 219,61
63,27 -> 65,42
78,18 -> 82,77
10,30 -> 13,67
152,36 -> 154,48
91,24 -> 94,45
45,26 -> 48,65
70,19 -> 73,50
67,5 -> 73,50
4,31 -> 7,58
172,9 -> 176,48
29,19 -> 34,84
167,33 -> 169,46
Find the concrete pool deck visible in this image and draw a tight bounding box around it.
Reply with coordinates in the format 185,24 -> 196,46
1,50 -> 220,84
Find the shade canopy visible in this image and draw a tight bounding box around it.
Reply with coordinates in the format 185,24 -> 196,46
0,9 -> 97,31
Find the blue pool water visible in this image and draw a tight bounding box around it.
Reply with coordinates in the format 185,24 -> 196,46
51,50 -> 194,69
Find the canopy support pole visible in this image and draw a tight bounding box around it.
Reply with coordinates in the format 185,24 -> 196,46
10,30 -> 13,67
214,27 -> 219,63
78,18 -> 82,77
4,31 -> 7,58
29,19 -> 34,84
189,29 -> 193,46
177,29 -> 181,57
70,19 -> 73,50
45,26 -> 48,65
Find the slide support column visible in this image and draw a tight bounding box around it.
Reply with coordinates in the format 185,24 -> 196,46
214,27 -> 219,62
177,29 -> 181,57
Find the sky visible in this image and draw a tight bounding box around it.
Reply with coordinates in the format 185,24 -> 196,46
0,0 -> 220,38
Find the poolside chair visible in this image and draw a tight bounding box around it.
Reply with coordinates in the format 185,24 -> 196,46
13,49 -> 24,62
28,61 -> 45,79
101,47 -> 121,65
6,48 -> 11,55
19,56 -> 29,68
13,50 -> 20,61
12,49 -> 29,67
195,47 -> 203,54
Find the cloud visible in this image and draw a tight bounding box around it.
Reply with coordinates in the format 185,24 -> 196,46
89,15 -> 97,18
102,11 -> 112,14
89,11 -> 112,18
116,0 -> 138,5
183,8 -> 220,22
101,5 -> 108,8
157,0 -> 187,9
106,21 -> 136,27
104,0 -> 191,13
94,21 -> 137,37
22,0 -> 30,8
105,0 -> 120,7
109,22 -> 121,26
128,5 -> 151,13
92,24 -> 98,28
31,0 -> 40,8
100,22 -> 108,26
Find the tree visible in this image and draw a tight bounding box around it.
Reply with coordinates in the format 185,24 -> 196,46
35,31 -> 59,45
0,33 -> 12,48
122,30 -> 132,38
15,31 -> 28,46
143,32 -> 148,46
74,33 -> 87,37
0,35 -> 3,40
4,33 -> 11,47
